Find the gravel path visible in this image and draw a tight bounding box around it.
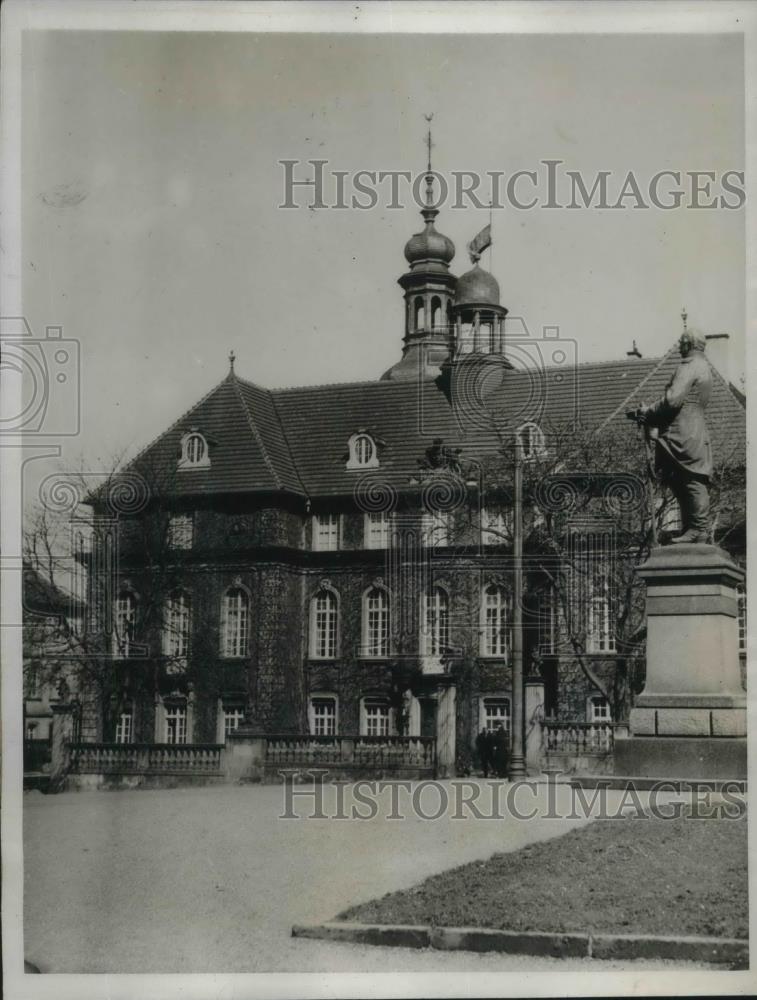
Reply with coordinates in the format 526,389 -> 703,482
23,780 -> 710,973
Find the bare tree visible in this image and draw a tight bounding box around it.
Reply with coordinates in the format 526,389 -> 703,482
23,453 -> 205,742
464,415 -> 745,719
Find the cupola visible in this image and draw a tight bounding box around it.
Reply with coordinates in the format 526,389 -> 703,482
450,230 -> 508,358
381,121 -> 458,382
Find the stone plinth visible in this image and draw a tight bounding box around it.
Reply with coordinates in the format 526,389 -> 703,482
525,676 -> 546,775
436,682 -> 457,779
224,726 -> 266,783
616,543 -> 746,781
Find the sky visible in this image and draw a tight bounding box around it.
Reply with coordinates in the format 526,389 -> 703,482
22,29 -> 745,480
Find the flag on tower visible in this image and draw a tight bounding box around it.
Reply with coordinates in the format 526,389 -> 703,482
467,223 -> 492,263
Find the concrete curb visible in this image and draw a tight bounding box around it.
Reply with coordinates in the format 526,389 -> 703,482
293,922 -> 430,949
430,926 -> 588,958
291,922 -> 748,966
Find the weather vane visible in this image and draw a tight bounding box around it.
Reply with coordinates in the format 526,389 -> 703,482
681,306 -> 688,334
228,349 -> 236,373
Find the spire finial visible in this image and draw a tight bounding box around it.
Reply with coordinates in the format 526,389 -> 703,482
681,306 -> 688,333
423,112 -> 434,174
422,113 -> 436,212
228,349 -> 236,373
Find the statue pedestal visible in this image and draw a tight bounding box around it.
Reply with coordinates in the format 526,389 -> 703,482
615,543 -> 746,781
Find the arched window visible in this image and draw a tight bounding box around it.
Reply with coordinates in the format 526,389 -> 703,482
414,297 -> 425,331
363,587 -> 390,658
115,591 -> 136,657
347,432 -> 379,470
222,587 -> 250,658
179,430 -> 210,470
310,589 -> 338,659
517,422 -> 545,460
481,584 -> 510,657
163,591 -> 191,658
431,296 -> 442,330
479,321 -> 492,352
421,586 -> 449,657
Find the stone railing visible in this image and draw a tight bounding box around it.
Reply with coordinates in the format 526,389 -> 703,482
544,722 -> 616,755
265,734 -> 436,771
266,735 -> 342,766
61,735 -> 437,788
69,743 -> 224,775
353,736 -> 436,769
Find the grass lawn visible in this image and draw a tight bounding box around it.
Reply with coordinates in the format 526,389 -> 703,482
339,811 -> 748,940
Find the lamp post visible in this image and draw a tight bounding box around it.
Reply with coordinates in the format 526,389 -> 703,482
508,431 -> 527,780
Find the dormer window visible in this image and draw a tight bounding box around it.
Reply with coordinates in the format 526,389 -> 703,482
347,432 -> 379,470
178,431 -> 210,470
517,422 -> 546,461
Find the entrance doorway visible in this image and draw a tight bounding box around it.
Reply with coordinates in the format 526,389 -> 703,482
419,698 -> 437,739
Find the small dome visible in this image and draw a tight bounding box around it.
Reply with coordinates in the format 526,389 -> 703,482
455,263 -> 500,306
404,221 -> 455,267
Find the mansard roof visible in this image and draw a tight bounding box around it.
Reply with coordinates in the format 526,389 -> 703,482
126,351 -> 745,502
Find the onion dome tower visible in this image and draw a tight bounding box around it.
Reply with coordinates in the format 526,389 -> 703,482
451,241 -> 508,357
381,121 -> 457,381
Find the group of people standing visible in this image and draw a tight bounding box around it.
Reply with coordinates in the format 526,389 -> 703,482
475,725 -> 510,779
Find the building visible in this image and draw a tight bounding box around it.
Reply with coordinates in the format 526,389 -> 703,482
23,564 -> 84,774
82,167 -> 746,772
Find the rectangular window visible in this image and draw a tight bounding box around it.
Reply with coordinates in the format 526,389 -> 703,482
168,514 -> 193,549
482,586 -> 510,657
570,530 -> 616,654
310,696 -> 337,736
365,589 -> 389,657
363,701 -> 391,737
223,707 -> 245,737
539,587 -> 559,654
422,510 -> 451,548
163,593 -> 190,658
481,508 -> 511,546
115,593 -> 136,657
587,573 -> 615,653
25,660 -> 41,699
421,588 -> 449,657
588,696 -> 611,722
313,514 -> 340,551
115,711 -> 133,744
222,589 -> 249,658
483,698 -> 511,734
164,705 -> 187,744
365,512 -> 390,549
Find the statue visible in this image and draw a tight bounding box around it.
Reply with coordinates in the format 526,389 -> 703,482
627,330 -> 712,544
